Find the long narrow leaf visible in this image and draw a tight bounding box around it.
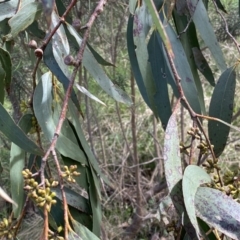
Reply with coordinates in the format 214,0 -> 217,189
10,114 -> 34,218
195,187 -> 240,239
182,165 -> 211,236
33,72 -> 87,164
0,103 -> 43,155
187,0 -> 227,71
66,23 -> 132,105
208,67 -> 236,157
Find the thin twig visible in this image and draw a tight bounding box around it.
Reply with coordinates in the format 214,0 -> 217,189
212,0 -> 240,55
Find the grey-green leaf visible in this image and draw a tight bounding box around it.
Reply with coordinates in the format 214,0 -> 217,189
65,22 -> 132,105
195,187 -> 240,240
127,15 -> 150,107
187,0 -> 227,71
133,3 -> 158,116
33,72 -> 87,164
10,114 -> 35,218
173,12 -> 207,114
43,41 -> 81,112
163,20 -> 202,114
182,165 -> 211,236
0,0 -> 18,21
164,111 -> 182,192
0,103 -> 43,156
208,67 -> 236,157
148,31 -> 172,129
71,218 -> 100,240
4,2 -> 42,41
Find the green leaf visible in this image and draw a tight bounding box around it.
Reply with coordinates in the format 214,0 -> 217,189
215,0 -> 227,13
87,43 -> 114,67
208,67 -> 236,157
86,167 -> 101,237
129,0 -> 137,14
195,187 -> 240,239
75,84 -> 106,105
164,111 -> 182,192
33,72 -> 87,164
0,18 -> 11,36
148,31 -> 172,129
71,218 -> 100,240
155,32 -> 179,99
65,22 -> 132,105
26,20 -> 45,39
144,0 -> 173,56
133,4 -> 158,116
69,231 -> 82,240
52,187 -> 91,215
43,41 -> 81,112
188,0 -> 227,71
51,11 -> 70,78
197,218 -> 217,240
182,165 -> 211,236
68,100 -> 112,187
4,2 -> 42,41
0,103 -> 43,155
170,182 -> 198,239
0,0 -> 18,21
173,12 -> 208,114
0,65 -> 6,104
0,187 -> 16,207
10,113 -> 35,218
61,155 -> 89,190
192,47 -> 215,87
163,20 -> 202,114
127,15 -> 150,108
0,47 -> 12,93
55,0 -> 72,23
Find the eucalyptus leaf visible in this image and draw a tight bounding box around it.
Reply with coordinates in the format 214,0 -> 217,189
75,84 -> 106,106
71,218 -> 100,240
173,12 -> 207,114
43,41 -> 81,112
129,0 -> 137,14
195,187 -> 240,240
208,67 -> 236,157
10,114 -> 34,218
68,100 -> 112,187
51,11 -> 70,78
33,72 -> 87,164
4,2 -> 42,41
52,187 -> 91,215
0,103 -> 43,156
0,0 -> 18,21
127,15 -> 150,107
164,111 -> 182,192
187,0 -> 227,71
182,165 -> 211,236
133,3 -> 157,116
0,47 -> 12,93
163,19 -> 202,114
148,31 -> 172,129
0,65 -> 5,104
65,22 -> 132,105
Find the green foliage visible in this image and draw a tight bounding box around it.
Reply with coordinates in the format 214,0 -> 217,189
0,0 -> 240,239
128,0 -> 240,239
